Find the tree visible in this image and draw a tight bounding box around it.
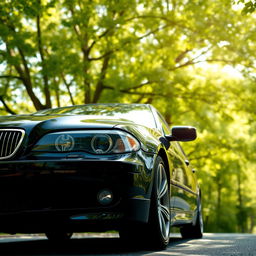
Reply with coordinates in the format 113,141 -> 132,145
235,0 -> 256,14
0,0 -> 247,111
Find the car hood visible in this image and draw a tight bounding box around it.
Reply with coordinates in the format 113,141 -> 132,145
0,114 -> 137,145
0,114 -> 122,131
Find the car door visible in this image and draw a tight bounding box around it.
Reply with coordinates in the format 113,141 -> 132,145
170,141 -> 198,223
151,110 -> 177,213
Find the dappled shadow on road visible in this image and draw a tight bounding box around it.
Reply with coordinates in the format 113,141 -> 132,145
0,235 -> 187,256
6,234 -> 255,256
0,237 -> 188,256
0,237 -> 158,255
0,237 -> 127,255
165,234 -> 256,256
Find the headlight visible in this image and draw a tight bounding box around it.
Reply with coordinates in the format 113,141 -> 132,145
91,134 -> 113,154
32,130 -> 140,154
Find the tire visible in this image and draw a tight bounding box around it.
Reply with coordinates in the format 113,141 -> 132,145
146,156 -> 171,249
180,195 -> 203,239
119,156 -> 171,250
45,231 -> 73,242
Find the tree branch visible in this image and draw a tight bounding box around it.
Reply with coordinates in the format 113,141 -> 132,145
15,46 -> 45,110
169,58 -> 237,71
4,42 -> 45,110
0,95 -> 16,115
125,15 -> 193,32
175,49 -> 192,63
120,80 -> 156,92
119,91 -> 164,97
87,8 -> 127,55
88,50 -> 114,61
0,75 -> 23,80
89,25 -> 169,61
104,86 -> 166,97
61,73 -> 75,105
87,28 -> 113,54
168,45 -> 239,71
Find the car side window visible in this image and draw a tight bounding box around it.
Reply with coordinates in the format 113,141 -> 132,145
157,112 -> 171,136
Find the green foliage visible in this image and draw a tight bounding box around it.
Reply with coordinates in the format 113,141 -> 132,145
236,0 -> 256,14
0,0 -> 256,233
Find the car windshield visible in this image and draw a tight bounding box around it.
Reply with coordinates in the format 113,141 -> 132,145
33,104 -> 157,128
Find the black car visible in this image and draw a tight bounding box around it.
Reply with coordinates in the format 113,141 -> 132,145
0,103 -> 203,249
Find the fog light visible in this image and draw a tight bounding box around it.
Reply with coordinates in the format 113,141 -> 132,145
97,189 -> 113,205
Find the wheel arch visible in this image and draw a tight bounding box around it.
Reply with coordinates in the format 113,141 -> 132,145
157,148 -> 170,186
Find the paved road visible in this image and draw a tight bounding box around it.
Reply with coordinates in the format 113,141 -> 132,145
0,233 -> 255,256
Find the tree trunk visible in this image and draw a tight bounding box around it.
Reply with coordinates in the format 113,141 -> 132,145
83,52 -> 91,104
36,6 -> 51,108
237,171 -> 246,233
93,55 -> 110,103
54,77 -> 60,107
216,177 -> 222,232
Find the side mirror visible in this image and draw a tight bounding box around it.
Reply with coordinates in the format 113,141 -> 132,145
166,126 -> 197,142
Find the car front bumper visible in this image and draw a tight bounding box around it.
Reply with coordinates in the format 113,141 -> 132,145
0,157 -> 153,233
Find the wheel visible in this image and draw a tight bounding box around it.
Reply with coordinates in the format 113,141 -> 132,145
143,156 -> 171,249
119,156 -> 170,250
180,195 -> 203,239
146,156 -> 171,249
45,231 -> 73,242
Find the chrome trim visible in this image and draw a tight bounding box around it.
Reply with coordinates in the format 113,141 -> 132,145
0,129 -> 25,160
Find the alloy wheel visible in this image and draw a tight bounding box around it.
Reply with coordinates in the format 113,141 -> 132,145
156,163 -> 170,240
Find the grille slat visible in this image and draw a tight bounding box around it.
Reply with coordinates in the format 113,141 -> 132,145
5,132 -> 12,156
1,132 -> 7,157
9,132 -> 17,156
0,132 -> 4,157
0,129 -> 25,160
8,133 -> 14,156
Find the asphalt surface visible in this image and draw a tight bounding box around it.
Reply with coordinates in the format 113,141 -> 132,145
0,233 -> 255,256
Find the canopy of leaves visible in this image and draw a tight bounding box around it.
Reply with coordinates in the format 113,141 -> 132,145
236,0 -> 256,14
